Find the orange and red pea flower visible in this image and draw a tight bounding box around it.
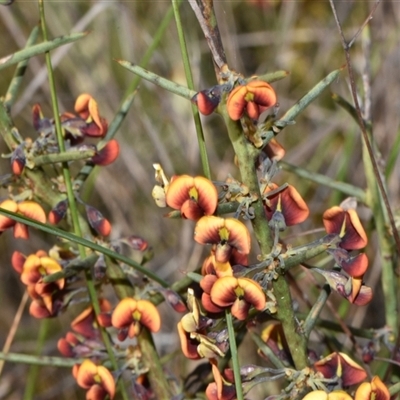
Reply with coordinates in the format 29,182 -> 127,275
111,298 -> 161,340
73,359 -> 115,400
165,175 -> 218,220
0,199 -> 46,239
354,376 -> 390,400
194,216 -> 251,264
74,93 -> 108,137
201,275 -> 266,320
226,80 -> 277,121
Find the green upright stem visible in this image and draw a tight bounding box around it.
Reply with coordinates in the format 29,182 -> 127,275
38,2 -> 129,399
5,25 -> 40,109
362,131 -> 398,335
225,310 -> 244,400
303,284 -> 331,340
172,0 -> 211,179
23,319 -> 50,400
222,109 -> 308,370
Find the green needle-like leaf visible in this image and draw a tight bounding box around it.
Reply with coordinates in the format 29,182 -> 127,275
0,31 -> 89,71
4,25 -> 40,108
279,67 -> 343,124
117,60 -> 196,100
0,352 -> 82,368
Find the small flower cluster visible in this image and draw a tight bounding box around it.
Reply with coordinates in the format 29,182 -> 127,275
11,93 -> 119,176
155,171 -> 275,399
192,77 -> 280,149
56,292 -> 162,399
0,199 -> 46,239
192,78 -> 277,122
302,353 -> 389,400
12,249 -> 67,318
319,200 -> 372,306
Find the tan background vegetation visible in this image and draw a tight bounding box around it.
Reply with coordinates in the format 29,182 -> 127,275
0,1 -> 399,398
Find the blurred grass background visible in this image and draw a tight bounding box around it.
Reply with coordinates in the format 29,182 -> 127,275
0,0 -> 399,398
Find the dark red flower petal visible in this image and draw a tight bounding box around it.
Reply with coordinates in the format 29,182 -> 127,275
91,140 -> 119,166
85,205 -> 111,236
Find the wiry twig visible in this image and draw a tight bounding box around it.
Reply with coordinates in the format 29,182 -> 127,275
188,0 -> 227,72
348,0 -> 381,49
329,0 -> 400,256
0,291 -> 29,377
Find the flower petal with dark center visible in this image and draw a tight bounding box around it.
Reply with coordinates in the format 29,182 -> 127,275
136,299 -> 161,333
239,277 -> 266,310
0,199 -> 18,231
354,376 -> 390,400
194,216 -> 251,256
210,276 -> 238,307
226,85 -> 248,121
111,298 -> 138,329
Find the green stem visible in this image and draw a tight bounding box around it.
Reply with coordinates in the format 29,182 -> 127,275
32,148 -> 96,166
0,208 -> 169,288
225,310 -> 244,400
0,31 -> 88,71
362,131 -> 398,335
222,108 -> 308,370
303,284 -> 331,340
172,0 -> 211,179
0,352 -> 81,367
278,68 -> 342,125
280,161 -> 366,203
38,3 -> 128,399
4,25 -> 40,109
23,320 -> 50,400
117,61 -> 196,100
250,332 -> 286,369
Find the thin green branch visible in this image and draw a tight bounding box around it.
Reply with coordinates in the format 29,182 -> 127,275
0,352 -> 81,367
250,332 -> 286,369
38,2 -> 127,398
172,0 -> 211,179
280,161 -> 366,203
0,207 -> 169,288
32,148 -> 96,167
221,107 -> 308,370
226,310 -> 244,400
278,68 -> 343,125
303,284 -> 331,340
23,319 -> 51,400
0,31 -> 88,71
117,60 -> 196,100
4,25 -> 40,109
